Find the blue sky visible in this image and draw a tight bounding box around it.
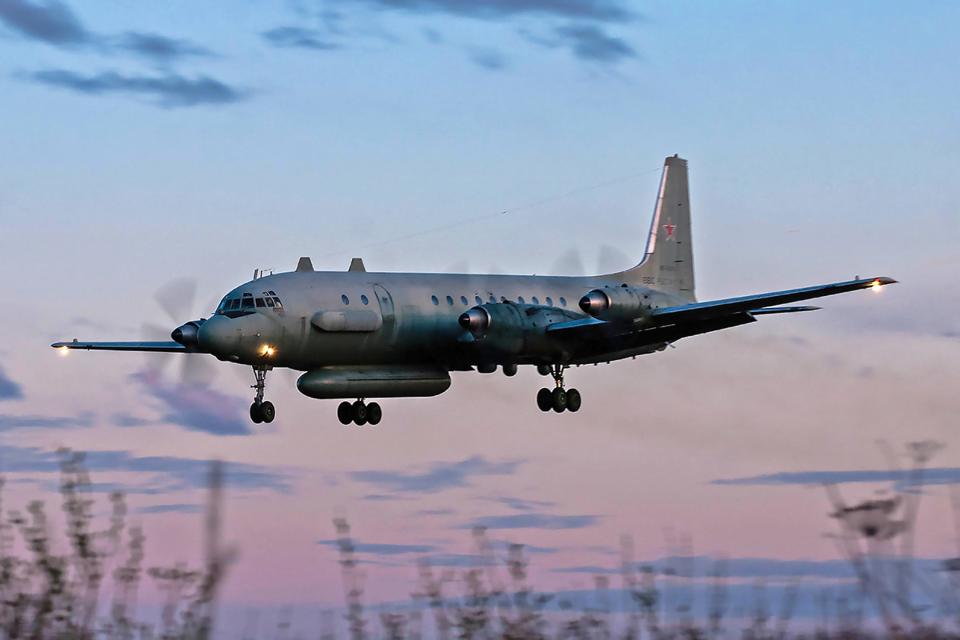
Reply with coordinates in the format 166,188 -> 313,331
0,0 -> 958,627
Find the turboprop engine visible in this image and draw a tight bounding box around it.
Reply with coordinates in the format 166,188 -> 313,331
458,302 -> 581,357
578,285 -> 652,322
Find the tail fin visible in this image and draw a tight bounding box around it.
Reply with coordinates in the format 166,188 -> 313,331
613,155 -> 695,302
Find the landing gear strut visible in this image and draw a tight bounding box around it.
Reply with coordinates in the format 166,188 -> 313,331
338,399 -> 382,426
536,364 -> 581,414
249,365 -> 275,424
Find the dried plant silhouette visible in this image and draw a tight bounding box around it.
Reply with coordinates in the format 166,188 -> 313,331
0,443 -> 958,638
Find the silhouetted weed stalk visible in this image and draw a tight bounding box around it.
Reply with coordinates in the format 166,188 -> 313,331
0,442 -> 958,638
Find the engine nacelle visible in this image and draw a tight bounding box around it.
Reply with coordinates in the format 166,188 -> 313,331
578,286 -> 651,322
171,319 -> 206,348
459,302 -> 581,357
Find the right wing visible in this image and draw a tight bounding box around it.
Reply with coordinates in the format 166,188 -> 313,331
51,340 -> 188,353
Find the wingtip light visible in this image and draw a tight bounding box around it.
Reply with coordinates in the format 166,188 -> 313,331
58,345 -> 70,357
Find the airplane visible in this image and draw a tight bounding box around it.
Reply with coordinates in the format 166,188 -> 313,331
52,155 -> 895,426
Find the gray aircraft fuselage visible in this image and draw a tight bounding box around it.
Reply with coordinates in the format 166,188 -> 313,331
201,271 -> 684,371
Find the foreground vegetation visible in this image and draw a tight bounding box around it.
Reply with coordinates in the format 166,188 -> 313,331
0,446 -> 957,639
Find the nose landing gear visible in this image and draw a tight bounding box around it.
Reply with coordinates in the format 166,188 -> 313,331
338,400 -> 382,426
249,365 -> 275,424
536,364 -> 581,414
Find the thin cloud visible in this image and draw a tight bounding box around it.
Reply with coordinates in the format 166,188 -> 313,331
317,540 -> 439,555
467,47 -> 508,71
481,496 -> 557,511
136,503 -> 204,514
0,444 -> 293,494
26,70 -> 247,108
0,411 -> 92,430
115,31 -> 213,64
464,513 -> 600,530
349,456 -> 523,494
262,26 -> 339,51
0,0 -> 89,46
713,467 -> 960,489
129,370 -> 251,435
348,0 -> 634,23
0,365 -> 24,400
553,24 -> 635,62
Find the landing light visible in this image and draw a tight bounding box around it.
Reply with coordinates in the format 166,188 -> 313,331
260,344 -> 276,357
871,279 -> 882,292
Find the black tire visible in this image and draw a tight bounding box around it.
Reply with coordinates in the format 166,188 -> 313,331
249,402 -> 264,424
502,363 -> 518,377
260,401 -> 276,423
566,388 -> 581,413
367,402 -> 382,426
537,388 -> 553,412
337,401 -> 353,425
537,364 -> 551,376
352,400 -> 368,426
551,387 -> 567,413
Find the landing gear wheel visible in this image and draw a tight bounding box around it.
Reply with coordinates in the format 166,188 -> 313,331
566,388 -> 581,413
551,387 -> 568,413
352,400 -> 368,426
337,401 -> 353,425
537,364 -> 551,376
366,402 -> 382,426
250,402 -> 264,424
260,401 -> 276,423
537,388 -> 553,412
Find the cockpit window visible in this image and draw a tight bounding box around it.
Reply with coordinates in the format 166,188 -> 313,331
265,297 -> 275,307
273,297 -> 283,309
241,298 -> 255,309
255,298 -> 266,307
228,299 -> 240,310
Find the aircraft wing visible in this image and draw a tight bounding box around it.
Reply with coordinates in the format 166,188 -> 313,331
547,276 -> 895,342
649,276 -> 895,325
51,340 -> 188,353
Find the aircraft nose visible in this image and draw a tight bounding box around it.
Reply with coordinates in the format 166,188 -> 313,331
197,315 -> 234,356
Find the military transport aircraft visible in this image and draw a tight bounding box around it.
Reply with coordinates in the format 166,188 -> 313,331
52,156 -> 895,426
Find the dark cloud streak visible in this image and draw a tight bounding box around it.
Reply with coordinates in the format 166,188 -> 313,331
349,456 -> 522,494
262,26 -> 339,51
0,0 -> 88,46
26,70 -> 247,108
348,0 -> 634,23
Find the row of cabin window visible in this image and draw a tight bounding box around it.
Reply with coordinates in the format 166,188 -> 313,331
430,294 -> 566,308
337,293 -> 568,308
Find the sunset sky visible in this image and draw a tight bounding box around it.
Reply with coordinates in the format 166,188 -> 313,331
0,0 -> 958,632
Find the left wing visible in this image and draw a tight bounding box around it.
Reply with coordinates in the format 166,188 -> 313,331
51,340 -> 188,353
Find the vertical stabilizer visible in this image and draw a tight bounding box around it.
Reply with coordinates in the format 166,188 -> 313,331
612,155 -> 695,301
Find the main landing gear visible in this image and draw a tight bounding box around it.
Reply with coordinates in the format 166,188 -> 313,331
536,364 -> 582,414
249,365 -> 276,424
338,399 -> 382,426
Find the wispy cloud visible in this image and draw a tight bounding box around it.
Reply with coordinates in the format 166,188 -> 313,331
481,496 -> 557,511
135,503 -> 204,514
128,370 -> 251,434
262,26 -> 339,51
0,365 -> 24,401
551,24 -> 635,62
713,467 -> 960,489
317,539 -> 439,555
349,456 -> 522,494
347,0 -> 634,23
465,513 -> 600,530
114,31 -> 213,64
0,444 -> 293,494
467,47 -> 508,71
0,411 -> 92,430
0,0 -> 89,46
26,70 -> 247,108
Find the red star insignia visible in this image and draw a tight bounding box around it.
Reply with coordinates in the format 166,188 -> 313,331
663,221 -> 676,239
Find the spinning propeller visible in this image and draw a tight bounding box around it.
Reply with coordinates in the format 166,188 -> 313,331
142,277 -> 218,386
